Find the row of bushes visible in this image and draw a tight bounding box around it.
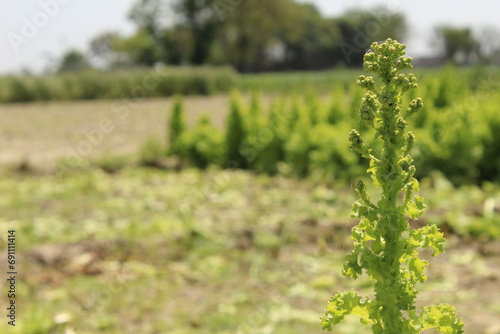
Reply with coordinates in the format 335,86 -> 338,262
3,65 -> 498,103
0,66 -> 237,103
162,67 -> 500,185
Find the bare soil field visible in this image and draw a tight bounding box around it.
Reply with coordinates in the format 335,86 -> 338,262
0,96 -> 231,169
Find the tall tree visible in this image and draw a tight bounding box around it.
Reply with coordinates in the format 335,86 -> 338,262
434,26 -> 478,64
58,50 -> 90,73
335,7 -> 407,66
280,4 -> 342,70
173,0 -> 222,65
89,32 -> 123,69
113,29 -> 160,67
477,27 -> 500,64
128,0 -> 169,38
219,0 -> 303,72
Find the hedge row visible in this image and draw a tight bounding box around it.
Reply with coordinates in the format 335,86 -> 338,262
0,66 -> 237,103
166,67 -> 500,185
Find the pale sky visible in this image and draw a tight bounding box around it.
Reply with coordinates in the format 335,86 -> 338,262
1,0 -> 499,75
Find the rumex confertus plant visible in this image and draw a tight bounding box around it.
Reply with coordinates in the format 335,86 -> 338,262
320,39 -> 464,333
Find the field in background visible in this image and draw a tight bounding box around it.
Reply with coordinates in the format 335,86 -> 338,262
3,66 -> 499,103
2,66 -> 500,333
5,66 -> 500,184
0,95 -> 232,169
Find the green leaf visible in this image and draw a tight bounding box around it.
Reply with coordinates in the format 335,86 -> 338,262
367,159 -> 382,187
405,197 -> 426,219
342,252 -> 362,279
415,196 -> 426,210
321,290 -> 375,331
418,304 -> 464,334
409,225 -> 445,256
404,251 -> 428,283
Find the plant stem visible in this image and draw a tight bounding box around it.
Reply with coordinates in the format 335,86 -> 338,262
376,85 -> 406,332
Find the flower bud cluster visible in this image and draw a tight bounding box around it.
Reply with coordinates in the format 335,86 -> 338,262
407,97 -> 424,116
349,129 -> 363,152
356,75 -> 375,90
406,131 -> 415,150
396,56 -> 413,71
363,39 -> 409,76
379,91 -> 395,107
359,92 -> 378,123
395,73 -> 418,92
396,116 -> 407,133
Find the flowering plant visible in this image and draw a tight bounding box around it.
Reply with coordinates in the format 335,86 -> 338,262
320,39 -> 464,333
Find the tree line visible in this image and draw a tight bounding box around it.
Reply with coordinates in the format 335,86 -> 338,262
57,0 -> 500,73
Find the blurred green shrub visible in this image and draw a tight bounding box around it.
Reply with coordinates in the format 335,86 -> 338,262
0,66 -> 237,103
176,114 -> 224,169
224,91 -> 248,169
168,67 -> 500,184
168,95 -> 186,156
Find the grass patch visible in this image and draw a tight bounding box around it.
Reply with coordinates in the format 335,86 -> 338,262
0,168 -> 499,332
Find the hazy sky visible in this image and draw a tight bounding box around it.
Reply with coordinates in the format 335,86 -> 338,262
1,0 -> 499,74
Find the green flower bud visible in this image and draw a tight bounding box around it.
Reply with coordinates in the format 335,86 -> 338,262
407,132 -> 415,147
403,131 -> 415,155
380,91 -> 394,107
396,56 -> 413,70
357,75 -> 376,90
360,106 -> 374,122
349,129 -> 363,151
397,116 -> 407,132
407,98 -> 423,116
408,73 -> 418,89
396,73 -> 417,93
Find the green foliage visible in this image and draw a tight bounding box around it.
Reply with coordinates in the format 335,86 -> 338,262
335,7 -> 407,66
435,26 -> 478,64
169,0 -> 408,71
327,85 -> 346,125
0,66 -> 237,103
285,99 -> 312,177
168,95 -> 186,155
308,122 -> 359,179
478,106 -> 500,181
154,66 -> 500,185
224,91 -> 248,168
6,76 -> 36,102
113,29 -> 160,67
320,39 -> 463,333
250,99 -> 290,174
177,113 -> 223,168
173,0 -> 221,65
58,49 -> 91,73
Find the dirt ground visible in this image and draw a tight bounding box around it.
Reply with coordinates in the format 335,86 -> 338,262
0,96 -> 231,169
19,233 -> 500,333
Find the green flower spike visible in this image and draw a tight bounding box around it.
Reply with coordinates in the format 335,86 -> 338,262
321,39 -> 464,334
